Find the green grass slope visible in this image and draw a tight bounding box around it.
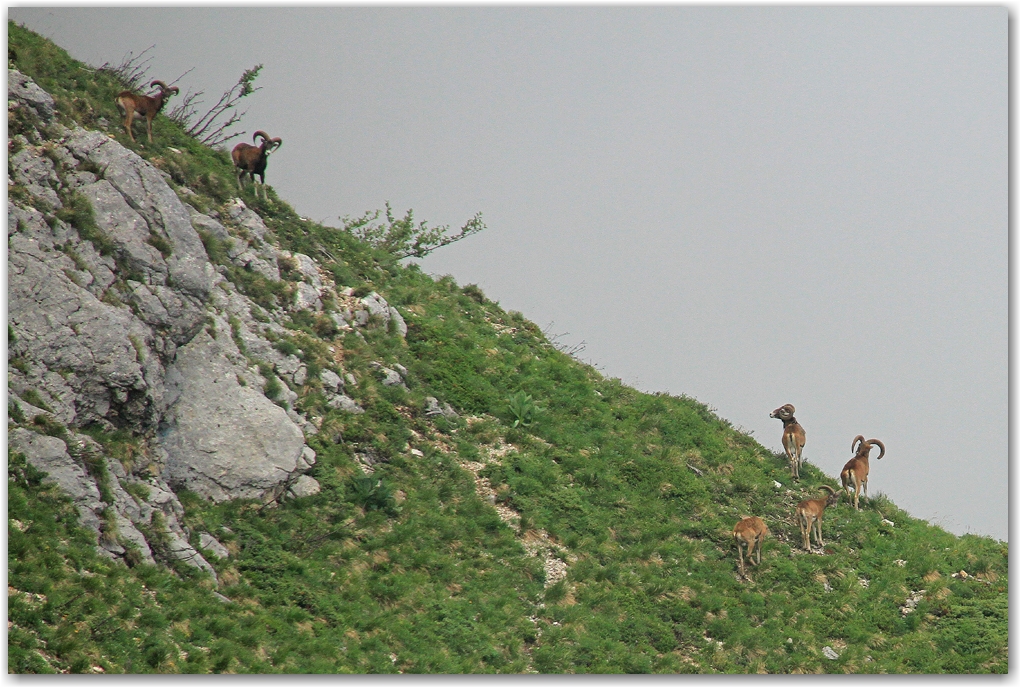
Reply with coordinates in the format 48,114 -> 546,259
7,22 -> 1008,674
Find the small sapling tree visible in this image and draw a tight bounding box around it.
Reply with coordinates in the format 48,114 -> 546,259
340,202 -> 486,259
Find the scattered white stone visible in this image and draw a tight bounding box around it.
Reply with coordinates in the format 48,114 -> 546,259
773,480 -> 782,489
320,369 -> 342,393
822,646 -> 839,660
894,559 -> 907,567
881,519 -> 895,527
288,475 -> 321,499
327,394 -> 364,414
900,590 -> 926,615
378,366 -> 405,388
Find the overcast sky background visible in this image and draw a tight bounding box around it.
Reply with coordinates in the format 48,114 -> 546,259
9,7 -> 1007,542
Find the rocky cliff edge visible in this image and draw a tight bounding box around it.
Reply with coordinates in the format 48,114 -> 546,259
8,69 -> 405,578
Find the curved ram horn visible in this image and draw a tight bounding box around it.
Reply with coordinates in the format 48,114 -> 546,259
269,137 -> 282,151
252,130 -> 270,144
869,439 -> 886,460
852,435 -> 865,454
150,80 -> 169,91
819,485 -> 836,495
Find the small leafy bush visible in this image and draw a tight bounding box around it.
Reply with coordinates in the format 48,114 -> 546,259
507,391 -> 543,428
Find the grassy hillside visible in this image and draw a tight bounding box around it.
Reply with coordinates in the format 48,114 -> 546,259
7,22 -> 1008,674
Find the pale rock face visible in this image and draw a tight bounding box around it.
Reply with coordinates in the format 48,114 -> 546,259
276,354 -> 302,378
101,511 -> 155,566
9,146 -> 62,209
63,129 -> 215,301
8,69 -> 56,121
425,397 -> 459,420
79,179 -> 168,282
379,366 -> 406,389
9,428 -> 104,534
8,392 -> 51,425
8,426 -> 218,575
159,327 -> 309,503
8,228 -> 166,429
7,71 -> 320,577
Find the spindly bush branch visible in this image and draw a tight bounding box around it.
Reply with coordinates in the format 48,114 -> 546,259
168,64 -> 263,147
97,45 -> 156,92
339,202 -> 486,259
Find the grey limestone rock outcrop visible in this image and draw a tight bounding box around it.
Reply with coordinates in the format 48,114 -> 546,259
63,129 -> 215,301
9,428 -> 104,534
10,145 -> 62,209
293,281 -> 323,312
159,323 -> 313,503
9,219 -> 166,429
8,427 -> 217,577
358,291 -> 391,327
9,68 -> 55,121
8,70 -> 322,578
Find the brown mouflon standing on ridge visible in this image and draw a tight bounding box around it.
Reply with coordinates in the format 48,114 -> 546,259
796,485 -> 840,551
115,80 -> 179,144
840,435 -> 886,510
733,516 -> 769,576
771,404 -> 806,479
231,131 -> 282,201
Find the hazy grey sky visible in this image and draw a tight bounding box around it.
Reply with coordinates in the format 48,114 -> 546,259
9,7 -> 1007,541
